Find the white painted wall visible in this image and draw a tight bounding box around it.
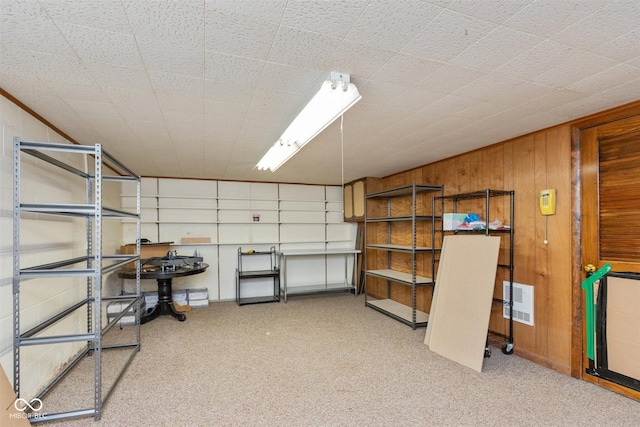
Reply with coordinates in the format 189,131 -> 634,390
0,94 -> 123,399
121,178 -> 357,301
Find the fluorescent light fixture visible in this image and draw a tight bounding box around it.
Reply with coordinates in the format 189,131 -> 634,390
257,72 -> 361,172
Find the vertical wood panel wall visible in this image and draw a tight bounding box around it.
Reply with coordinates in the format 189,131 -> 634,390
376,125 -> 573,373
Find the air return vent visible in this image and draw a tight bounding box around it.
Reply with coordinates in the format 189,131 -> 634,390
503,281 -> 534,326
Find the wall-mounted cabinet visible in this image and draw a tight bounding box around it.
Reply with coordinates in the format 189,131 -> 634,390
364,183 -> 443,329
343,178 -> 368,222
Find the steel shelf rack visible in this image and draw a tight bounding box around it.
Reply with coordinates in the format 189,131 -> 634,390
434,188 -> 515,355
364,183 -> 443,329
13,138 -> 142,422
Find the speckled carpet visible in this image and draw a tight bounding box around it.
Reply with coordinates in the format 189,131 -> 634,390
43,294 -> 640,426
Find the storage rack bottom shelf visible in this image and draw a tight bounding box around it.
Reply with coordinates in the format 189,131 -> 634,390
284,282 -> 354,296
237,295 -> 280,305
366,298 -> 429,328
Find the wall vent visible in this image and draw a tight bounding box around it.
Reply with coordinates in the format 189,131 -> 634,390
503,281 -> 534,326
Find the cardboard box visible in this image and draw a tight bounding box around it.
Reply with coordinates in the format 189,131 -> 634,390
189,299 -> 209,308
107,299 -> 146,327
1,365 -> 32,426
143,291 -> 158,307
120,242 -> 172,269
187,288 -> 208,301
106,299 -> 145,315
181,237 -> 211,244
443,213 -> 467,231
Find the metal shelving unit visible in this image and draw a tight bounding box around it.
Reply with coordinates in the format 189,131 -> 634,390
13,138 -> 142,422
434,189 -> 515,355
364,183 -> 443,329
236,246 -> 280,305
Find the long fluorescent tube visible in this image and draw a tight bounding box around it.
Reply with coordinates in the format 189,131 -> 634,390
257,74 -> 361,172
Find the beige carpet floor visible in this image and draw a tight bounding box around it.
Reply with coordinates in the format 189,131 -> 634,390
41,293 -> 640,426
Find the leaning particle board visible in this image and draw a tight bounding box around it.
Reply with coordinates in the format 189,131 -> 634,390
426,235 -> 501,372
424,236 -> 449,346
1,365 -> 31,426
605,276 -> 640,381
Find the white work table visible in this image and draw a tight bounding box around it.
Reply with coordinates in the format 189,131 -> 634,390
278,248 -> 360,302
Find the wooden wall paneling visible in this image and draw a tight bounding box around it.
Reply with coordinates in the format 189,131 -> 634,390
511,135 -> 537,354
545,125 -> 573,373
533,131 -> 550,360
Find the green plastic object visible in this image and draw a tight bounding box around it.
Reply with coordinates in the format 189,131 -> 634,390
581,263 -> 612,361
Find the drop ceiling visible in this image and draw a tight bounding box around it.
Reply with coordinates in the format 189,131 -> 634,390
1,0 -> 639,185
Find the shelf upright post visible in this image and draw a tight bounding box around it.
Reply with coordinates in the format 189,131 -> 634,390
12,136 -> 21,394
411,183 -> 417,327
93,144 -> 103,419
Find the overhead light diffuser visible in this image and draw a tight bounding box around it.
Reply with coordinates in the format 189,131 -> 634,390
257,72 -> 361,172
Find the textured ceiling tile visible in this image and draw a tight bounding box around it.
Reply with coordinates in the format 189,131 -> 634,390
155,93 -> 204,115
123,0 -> 205,50
345,0 -> 443,51
531,51 -> 619,89
205,9 -> 278,61
567,63 -> 640,94
204,99 -> 249,119
149,71 -> 204,97
325,40 -> 396,81
593,77 -> 640,103
0,1 -> 74,56
446,0 -> 529,24
85,62 -> 152,92
495,40 -> 576,81
206,0 -> 287,24
387,88 -> 447,112
257,63 -> 326,94
503,0 -> 604,38
352,80 -> 407,107
204,51 -> 265,86
39,0 -> 131,33
414,64 -> 485,93
244,89 -> 306,124
58,23 -> 143,69
489,81 -> 556,107
268,26 -> 342,69
137,43 -> 204,78
590,28 -> 640,62
205,80 -> 256,104
453,101 -> 508,121
64,98 -> 121,119
552,2 -> 640,51
548,95 -> 621,121
370,54 -> 442,86
281,0 -> 369,38
402,9 -> 497,62
521,89 -> 585,112
452,73 -> 523,102
450,26 -> 544,72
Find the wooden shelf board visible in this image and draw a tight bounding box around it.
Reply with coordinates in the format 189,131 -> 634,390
366,269 -> 433,285
367,299 -> 429,323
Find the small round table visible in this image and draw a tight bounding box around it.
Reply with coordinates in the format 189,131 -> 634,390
118,263 -> 209,324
